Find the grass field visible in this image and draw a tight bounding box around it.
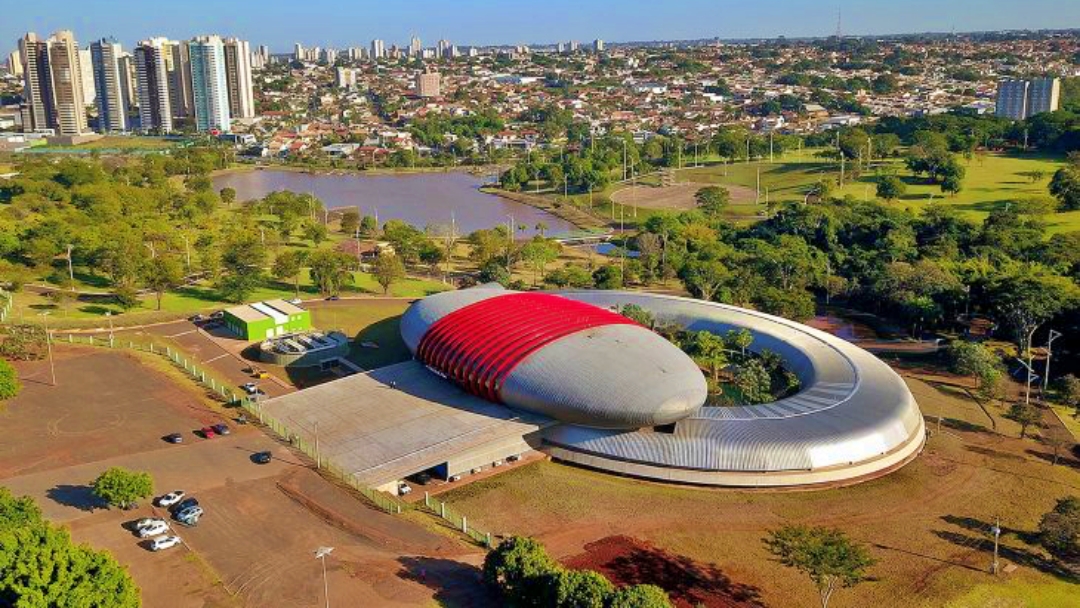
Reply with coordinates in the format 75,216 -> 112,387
308,300 -> 413,369
40,135 -> 182,152
9,269 -> 447,329
439,370 -> 1080,607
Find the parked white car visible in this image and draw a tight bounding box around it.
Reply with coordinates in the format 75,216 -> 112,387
134,517 -> 166,531
149,535 -> 182,551
397,482 -> 412,495
156,491 -> 185,508
137,521 -> 170,538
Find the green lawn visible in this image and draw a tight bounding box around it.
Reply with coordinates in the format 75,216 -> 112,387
42,135 -> 182,151
10,269 -> 447,329
309,300 -> 412,370
676,151 -> 1078,233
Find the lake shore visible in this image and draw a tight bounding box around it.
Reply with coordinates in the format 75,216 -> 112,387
212,162 -> 505,179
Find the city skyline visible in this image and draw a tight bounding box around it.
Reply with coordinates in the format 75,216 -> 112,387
4,0 -> 1080,54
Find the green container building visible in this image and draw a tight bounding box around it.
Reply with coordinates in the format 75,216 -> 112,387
223,299 -> 311,341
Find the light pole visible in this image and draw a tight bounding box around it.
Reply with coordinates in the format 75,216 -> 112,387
990,518 -> 1001,574
106,311 -> 114,347
1043,330 -> 1062,394
66,244 -> 75,291
314,546 -> 334,608
39,312 -> 56,386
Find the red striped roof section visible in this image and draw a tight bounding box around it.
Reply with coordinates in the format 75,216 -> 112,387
416,292 -> 638,403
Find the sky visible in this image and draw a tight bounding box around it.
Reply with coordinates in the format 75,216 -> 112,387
3,0 -> 1080,53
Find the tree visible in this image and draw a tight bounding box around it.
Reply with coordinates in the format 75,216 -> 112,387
91,467 -> 153,509
1038,496 -> 1079,560
219,186 -> 236,205
0,359 -> 20,400
545,569 -> 613,608
725,328 -> 754,359
1049,166 -> 1080,211
373,253 -> 405,295
218,232 -> 267,303
483,536 -> 559,604
694,186 -> 730,217
608,585 -> 674,608
692,331 -> 730,383
617,304 -> 655,329
987,272 -> 1080,357
143,255 -> 183,311
305,222 -> 329,245
876,175 -> 907,202
0,520 -> 140,607
948,341 -> 1001,391
340,209 -> 360,234
112,285 -> 141,311
271,249 -> 308,297
734,359 -> 772,404
592,265 -> 623,290
520,237 -> 561,285
1055,374 -> 1080,418
680,258 -> 729,302
1007,401 -> 1041,439
0,488 -> 41,531
307,250 -> 354,296
764,525 -> 875,608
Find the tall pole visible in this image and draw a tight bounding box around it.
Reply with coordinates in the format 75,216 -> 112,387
314,547 -> 334,608
1043,330 -> 1062,393
991,518 -> 1001,574
66,244 -> 75,291
40,312 -> 56,386
313,420 -> 320,469
107,312 -> 114,347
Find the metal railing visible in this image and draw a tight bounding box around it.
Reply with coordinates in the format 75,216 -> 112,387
57,330 -> 494,548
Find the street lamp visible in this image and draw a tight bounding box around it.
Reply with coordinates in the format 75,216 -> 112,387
314,546 -> 334,608
1041,329 -> 1063,394
106,311 -> 114,347
38,312 -> 56,386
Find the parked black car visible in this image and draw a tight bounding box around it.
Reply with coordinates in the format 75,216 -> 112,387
211,423 -> 230,436
164,433 -> 183,444
252,451 -> 272,464
171,497 -> 199,513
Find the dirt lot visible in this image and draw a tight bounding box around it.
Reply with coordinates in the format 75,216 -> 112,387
3,347 -> 489,607
611,182 -> 759,210
441,369 -> 1080,608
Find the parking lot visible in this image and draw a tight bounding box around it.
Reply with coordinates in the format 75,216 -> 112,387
4,347 -> 489,607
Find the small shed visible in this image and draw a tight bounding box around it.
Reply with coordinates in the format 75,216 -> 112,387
223,299 -> 311,340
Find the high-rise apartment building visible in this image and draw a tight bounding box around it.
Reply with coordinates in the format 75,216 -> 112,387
78,47 -> 96,106
133,38 -> 173,132
189,35 -> 230,132
593,39 -> 605,53
415,69 -> 440,98
118,52 -> 137,112
167,40 -> 195,119
47,30 -> 88,135
996,78 -> 1061,120
90,38 -> 129,132
293,43 -> 304,61
223,37 -> 255,119
370,39 -> 385,60
409,36 -> 422,57
6,50 -> 23,77
18,32 -> 54,132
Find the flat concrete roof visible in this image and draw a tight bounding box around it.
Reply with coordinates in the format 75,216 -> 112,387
258,361 -> 552,486
225,304 -> 269,324
264,298 -> 306,316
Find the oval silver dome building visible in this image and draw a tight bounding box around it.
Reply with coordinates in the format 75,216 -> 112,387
400,285 -> 708,429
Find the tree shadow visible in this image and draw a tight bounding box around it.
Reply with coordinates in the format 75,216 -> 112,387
940,418 -> 991,434
965,445 -> 1026,461
396,556 -> 498,608
1025,449 -> 1080,470
870,542 -> 984,572
564,536 -> 764,607
46,484 -> 107,512
932,528 -> 1078,582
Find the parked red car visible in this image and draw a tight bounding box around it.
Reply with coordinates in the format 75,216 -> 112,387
200,427 -> 216,439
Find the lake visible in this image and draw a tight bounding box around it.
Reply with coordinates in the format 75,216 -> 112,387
212,169 -> 577,238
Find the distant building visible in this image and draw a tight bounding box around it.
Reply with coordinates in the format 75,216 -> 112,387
189,35 -> 231,132
133,38 -> 174,132
409,36 -> 422,58
78,48 -> 96,106
167,40 -> 195,119
293,43 -> 304,62
370,39 -> 385,60
335,67 -> 357,90
90,38 -> 130,132
995,78 -> 1060,120
593,39 -> 604,53
416,69 -> 440,98
223,37 -> 255,119
18,32 -> 54,132
6,50 -> 22,77
48,31 -> 89,135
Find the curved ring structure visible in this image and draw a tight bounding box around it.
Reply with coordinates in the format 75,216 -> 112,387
544,291 -> 926,487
